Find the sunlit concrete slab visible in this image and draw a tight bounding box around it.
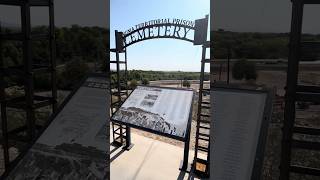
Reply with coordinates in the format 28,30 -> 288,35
111,132 -> 204,180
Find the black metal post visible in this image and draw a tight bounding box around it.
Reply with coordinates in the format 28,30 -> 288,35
194,45 -> 206,161
193,42 -> 211,177
182,88 -> 194,172
181,124 -> 191,171
124,47 -> 132,149
124,48 -> 128,95
49,0 -> 57,113
21,2 -> 36,141
1,103 -> 10,170
0,23 -> 10,170
124,125 -> 132,150
219,63 -> 222,81
227,46 -> 231,84
280,0 -> 304,179
115,31 -> 121,104
0,0 -> 57,173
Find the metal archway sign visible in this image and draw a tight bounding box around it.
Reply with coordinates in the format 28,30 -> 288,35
111,15 -> 209,172
116,15 -> 209,51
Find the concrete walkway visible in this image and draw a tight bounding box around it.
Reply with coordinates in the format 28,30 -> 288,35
111,133 -> 203,180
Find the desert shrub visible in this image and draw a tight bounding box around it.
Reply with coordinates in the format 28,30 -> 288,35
129,79 -> 137,89
183,79 -> 191,88
141,78 -> 149,85
244,61 -> 258,80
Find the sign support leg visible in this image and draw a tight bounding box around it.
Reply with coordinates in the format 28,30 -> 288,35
180,118 -> 192,172
123,126 -> 134,150
181,135 -> 190,171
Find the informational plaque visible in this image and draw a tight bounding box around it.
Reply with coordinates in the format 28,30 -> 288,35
210,86 -> 272,180
111,86 -> 193,140
6,75 -> 109,180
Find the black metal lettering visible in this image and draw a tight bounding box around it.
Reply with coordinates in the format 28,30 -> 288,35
173,26 -> 181,38
137,29 -> 145,39
190,21 -> 195,27
158,26 -> 163,37
183,27 -> 191,38
124,37 -> 128,47
130,34 -> 136,42
149,27 -> 154,37
165,25 -> 171,36
183,20 -> 187,25
125,37 -> 131,45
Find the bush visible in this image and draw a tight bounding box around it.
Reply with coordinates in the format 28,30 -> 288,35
232,59 -> 257,80
141,78 -> 149,85
232,59 -> 246,80
129,79 -> 137,89
182,79 -> 191,88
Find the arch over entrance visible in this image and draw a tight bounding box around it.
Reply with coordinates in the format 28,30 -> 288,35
110,15 -> 210,173
115,15 -> 209,50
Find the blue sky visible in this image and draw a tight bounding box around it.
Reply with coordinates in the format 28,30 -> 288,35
110,0 -> 210,72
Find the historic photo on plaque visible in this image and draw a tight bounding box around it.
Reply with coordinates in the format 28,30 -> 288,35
112,86 -> 194,139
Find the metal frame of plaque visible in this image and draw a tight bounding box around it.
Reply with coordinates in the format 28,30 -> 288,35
111,85 -> 194,171
1,73 -> 109,179
210,84 -> 273,180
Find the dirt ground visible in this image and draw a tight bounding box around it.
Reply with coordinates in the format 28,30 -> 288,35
215,70 -> 320,96
127,69 -> 320,180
